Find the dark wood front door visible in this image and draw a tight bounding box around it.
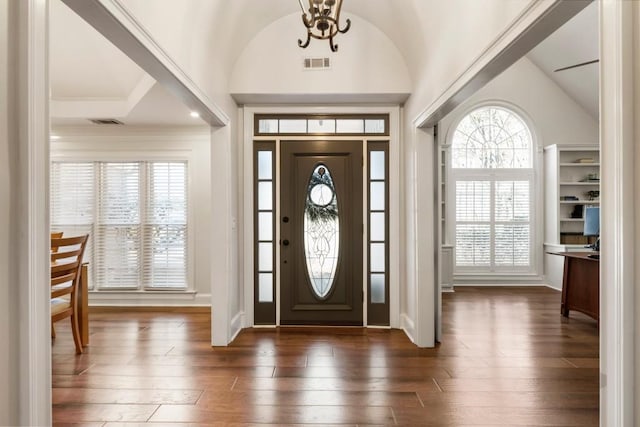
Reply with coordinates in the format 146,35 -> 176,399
280,140 -> 363,325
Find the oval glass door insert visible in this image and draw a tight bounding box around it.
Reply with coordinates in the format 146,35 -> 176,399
304,164 -> 339,299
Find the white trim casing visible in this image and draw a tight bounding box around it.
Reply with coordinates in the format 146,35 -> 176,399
600,1 -> 636,426
242,106 -> 401,330
444,101 -> 543,282
50,128 -> 212,298
16,0 -> 51,425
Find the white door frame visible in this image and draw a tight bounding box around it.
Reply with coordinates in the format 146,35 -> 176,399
241,106 -> 401,330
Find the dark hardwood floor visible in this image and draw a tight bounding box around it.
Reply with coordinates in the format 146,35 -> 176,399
52,287 -> 599,426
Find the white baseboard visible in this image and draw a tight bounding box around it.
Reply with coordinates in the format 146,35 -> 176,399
229,311 -> 245,343
400,313 -> 416,344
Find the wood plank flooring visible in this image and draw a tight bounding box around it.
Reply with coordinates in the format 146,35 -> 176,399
52,286 -> 599,426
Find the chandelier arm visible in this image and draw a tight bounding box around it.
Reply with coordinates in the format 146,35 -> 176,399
298,30 -> 312,48
338,18 -> 351,34
301,13 -> 314,29
329,34 -> 338,52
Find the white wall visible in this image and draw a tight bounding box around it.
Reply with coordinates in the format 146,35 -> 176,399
50,126 -> 213,306
0,1 -> 18,424
229,13 -> 411,97
439,57 -> 599,147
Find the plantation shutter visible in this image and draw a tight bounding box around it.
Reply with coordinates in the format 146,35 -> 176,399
95,162 -> 141,289
494,180 -> 530,266
455,181 -> 491,267
50,162 -> 95,286
143,162 -> 188,288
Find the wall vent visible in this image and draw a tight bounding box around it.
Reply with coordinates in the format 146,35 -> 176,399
303,57 -> 331,70
88,118 -> 125,125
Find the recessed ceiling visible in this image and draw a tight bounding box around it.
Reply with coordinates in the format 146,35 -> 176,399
50,0 -> 205,126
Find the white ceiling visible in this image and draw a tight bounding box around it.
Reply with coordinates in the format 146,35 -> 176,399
50,0 -> 597,127
50,0 -> 205,126
527,2 -> 599,118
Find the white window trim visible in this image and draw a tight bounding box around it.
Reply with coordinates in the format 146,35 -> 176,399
444,100 -> 543,281
51,144 -> 196,294
241,105 -> 401,329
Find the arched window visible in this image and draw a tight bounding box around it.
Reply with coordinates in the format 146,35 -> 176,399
450,106 -> 535,273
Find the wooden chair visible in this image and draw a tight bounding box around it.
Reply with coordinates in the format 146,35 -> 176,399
50,231 -> 63,253
50,231 -> 63,339
51,234 -> 88,354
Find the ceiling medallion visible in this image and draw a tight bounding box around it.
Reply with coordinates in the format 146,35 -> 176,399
298,0 -> 351,52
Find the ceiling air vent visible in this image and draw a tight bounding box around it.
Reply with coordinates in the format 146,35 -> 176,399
303,57 -> 331,70
88,118 -> 124,125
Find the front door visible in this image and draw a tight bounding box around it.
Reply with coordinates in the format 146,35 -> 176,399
280,140 -> 363,325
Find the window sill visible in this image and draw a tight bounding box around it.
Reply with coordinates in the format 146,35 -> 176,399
88,290 -> 210,307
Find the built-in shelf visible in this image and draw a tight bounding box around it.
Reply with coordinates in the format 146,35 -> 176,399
545,144 -> 600,247
559,181 -> 600,186
560,200 -> 600,204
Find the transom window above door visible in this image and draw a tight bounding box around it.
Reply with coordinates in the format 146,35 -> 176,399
255,114 -> 388,136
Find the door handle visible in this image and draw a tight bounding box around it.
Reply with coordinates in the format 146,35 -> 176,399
282,239 -> 290,246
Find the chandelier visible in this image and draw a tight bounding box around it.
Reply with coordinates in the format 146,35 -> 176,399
298,0 -> 351,52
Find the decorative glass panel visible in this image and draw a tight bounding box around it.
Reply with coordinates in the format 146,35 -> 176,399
258,119 -> 278,134
371,274 -> 385,303
279,119 -> 307,133
370,151 -> 385,180
258,273 -> 273,302
258,182 -> 273,210
336,119 -> 364,133
308,119 -> 336,133
258,242 -> 273,271
258,151 -> 273,179
258,212 -> 273,240
304,164 -> 339,299
370,212 -> 385,241
365,119 -> 386,134
370,243 -> 385,272
370,182 -> 385,210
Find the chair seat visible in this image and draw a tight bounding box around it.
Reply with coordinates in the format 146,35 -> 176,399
51,297 -> 71,316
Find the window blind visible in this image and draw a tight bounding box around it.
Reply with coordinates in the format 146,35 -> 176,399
143,162 -> 187,288
51,160 -> 189,290
96,162 -> 141,289
50,162 -> 95,287
454,179 -> 531,269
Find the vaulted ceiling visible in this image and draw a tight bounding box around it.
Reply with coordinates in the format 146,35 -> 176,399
51,0 -> 595,127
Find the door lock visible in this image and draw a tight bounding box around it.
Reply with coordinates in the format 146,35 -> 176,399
282,239 -> 290,246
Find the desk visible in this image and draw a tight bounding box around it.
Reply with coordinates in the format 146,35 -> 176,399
550,252 -> 599,321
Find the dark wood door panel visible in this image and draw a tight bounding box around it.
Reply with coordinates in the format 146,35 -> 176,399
280,140 -> 363,325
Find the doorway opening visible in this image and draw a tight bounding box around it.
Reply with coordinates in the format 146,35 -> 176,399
250,113 -> 392,327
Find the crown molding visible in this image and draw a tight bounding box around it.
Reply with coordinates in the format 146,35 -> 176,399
62,0 -> 229,127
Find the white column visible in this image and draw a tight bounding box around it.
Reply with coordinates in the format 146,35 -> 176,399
210,125 -> 233,346
413,126 -> 436,347
1,0 -> 51,424
600,0 -> 637,425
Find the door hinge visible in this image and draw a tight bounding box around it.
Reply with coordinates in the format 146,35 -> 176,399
362,289 -> 364,302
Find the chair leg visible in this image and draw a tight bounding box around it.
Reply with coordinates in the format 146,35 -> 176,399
51,323 -> 56,339
70,313 -> 83,354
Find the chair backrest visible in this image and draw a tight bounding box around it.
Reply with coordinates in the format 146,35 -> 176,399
50,231 -> 63,253
51,235 -> 89,298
